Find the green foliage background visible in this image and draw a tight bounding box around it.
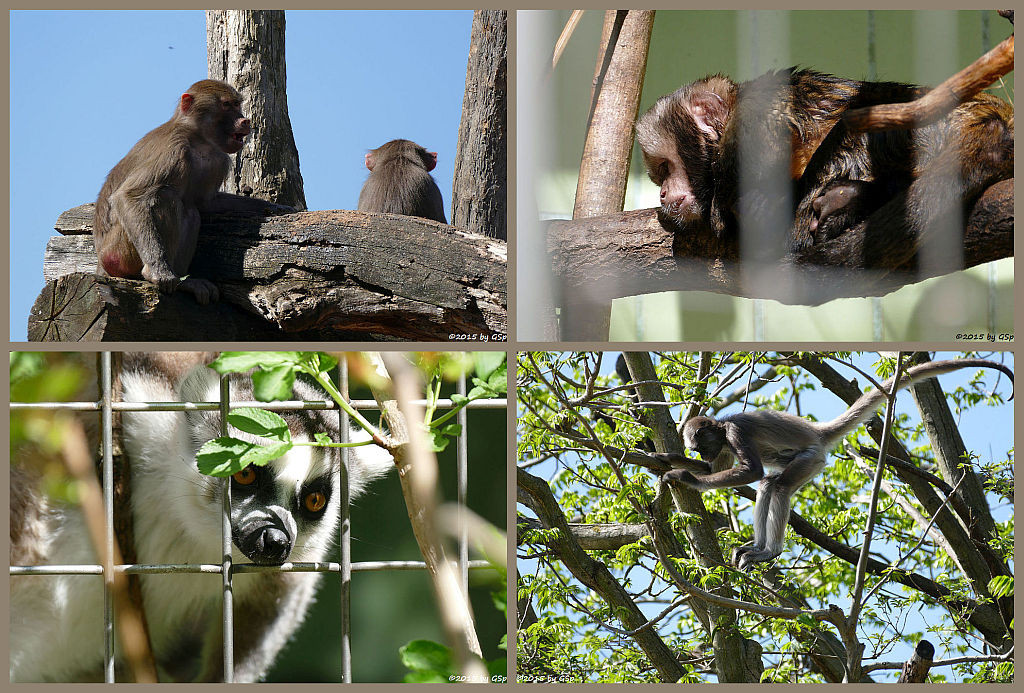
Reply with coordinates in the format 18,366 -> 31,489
517,352 -> 1013,683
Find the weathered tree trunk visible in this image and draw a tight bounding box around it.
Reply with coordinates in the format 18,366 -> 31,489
31,205 -> 506,342
896,640 -> 934,683
548,179 -> 1012,306
452,10 -> 508,240
562,10 -> 654,341
207,10 -> 307,210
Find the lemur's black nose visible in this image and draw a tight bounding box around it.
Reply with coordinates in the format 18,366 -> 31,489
253,527 -> 291,565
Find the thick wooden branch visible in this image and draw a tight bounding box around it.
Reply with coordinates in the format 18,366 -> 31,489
844,34 -> 1014,131
897,640 -> 934,683
30,205 -> 506,342
517,515 -> 650,551
548,180 -> 1011,306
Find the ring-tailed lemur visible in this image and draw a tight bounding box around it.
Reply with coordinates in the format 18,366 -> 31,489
10,353 -> 394,682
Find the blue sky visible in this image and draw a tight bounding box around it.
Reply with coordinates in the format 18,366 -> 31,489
10,10 -> 473,340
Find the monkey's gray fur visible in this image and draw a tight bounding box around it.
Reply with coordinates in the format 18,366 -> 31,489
657,358 -> 1013,570
10,353 -> 394,682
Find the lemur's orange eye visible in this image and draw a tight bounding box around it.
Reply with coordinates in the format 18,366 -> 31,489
304,491 -> 326,513
233,467 -> 257,485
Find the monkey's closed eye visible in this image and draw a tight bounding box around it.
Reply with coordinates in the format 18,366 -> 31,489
233,467 -> 257,485
304,491 -> 327,513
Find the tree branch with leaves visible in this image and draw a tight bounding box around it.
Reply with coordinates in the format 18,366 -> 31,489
517,351 -> 1013,683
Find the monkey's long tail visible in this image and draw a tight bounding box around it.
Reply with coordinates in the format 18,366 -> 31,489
815,358 -> 1013,444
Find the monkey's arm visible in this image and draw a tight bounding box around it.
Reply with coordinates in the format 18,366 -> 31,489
664,423 -> 764,491
650,452 -> 712,475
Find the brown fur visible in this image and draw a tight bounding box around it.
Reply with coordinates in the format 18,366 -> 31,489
10,467 -> 50,566
93,80 -> 279,304
357,139 -> 447,223
636,68 -> 1013,252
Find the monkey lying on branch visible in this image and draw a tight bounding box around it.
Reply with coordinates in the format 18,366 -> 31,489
636,68 -> 1014,253
646,358 -> 1013,570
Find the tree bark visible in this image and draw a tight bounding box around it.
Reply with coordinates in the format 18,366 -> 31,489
518,467 -> 686,683
207,10 -> 307,210
573,10 -> 653,220
33,205 -> 506,342
517,515 -> 650,550
452,10 -> 507,240
620,353 -> 752,683
549,179 -> 1012,306
908,355 -> 995,539
562,10 -> 654,340
792,355 -> 1010,649
896,640 -> 934,683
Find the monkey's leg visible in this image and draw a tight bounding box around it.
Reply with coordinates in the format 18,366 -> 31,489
735,472 -> 777,565
737,452 -> 826,570
113,188 -> 186,295
903,106 -> 1013,239
808,179 -> 890,242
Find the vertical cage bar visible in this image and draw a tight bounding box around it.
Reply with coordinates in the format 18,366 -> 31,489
100,352 -> 115,683
457,371 -> 469,595
219,375 -> 234,682
736,11 -> 789,341
982,11 -> 998,335
867,10 -> 884,341
338,356 -> 353,683
914,11 -> 962,280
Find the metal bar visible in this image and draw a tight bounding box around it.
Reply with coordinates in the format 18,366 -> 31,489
10,398 -> 508,412
457,372 -> 469,596
867,10 -> 884,341
338,358 -> 353,683
219,375 -> 234,682
100,352 -> 115,683
351,560 -> 494,572
982,12 -> 997,335
11,560 -> 495,576
14,356 -> 508,684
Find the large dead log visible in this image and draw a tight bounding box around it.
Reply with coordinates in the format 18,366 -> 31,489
30,205 -> 507,342
548,179 -> 1011,307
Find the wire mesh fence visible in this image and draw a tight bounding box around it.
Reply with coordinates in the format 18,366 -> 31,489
9,352 -> 508,682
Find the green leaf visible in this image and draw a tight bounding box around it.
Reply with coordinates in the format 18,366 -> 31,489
474,352 -> 506,381
305,352 -> 338,373
241,441 -> 293,468
210,352 -> 303,374
197,437 -> 257,476
450,393 -> 470,407
228,408 -> 291,442
402,671 -> 449,683
487,365 -> 508,394
429,429 -> 451,453
196,437 -> 294,477
251,365 -> 296,402
467,384 -> 491,399
314,432 -> 333,446
487,657 -> 508,677
400,639 -> 454,674
988,575 -> 1013,598
492,585 -> 508,616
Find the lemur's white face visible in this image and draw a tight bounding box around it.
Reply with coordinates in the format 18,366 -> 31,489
227,445 -> 339,565
121,364 -> 392,566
